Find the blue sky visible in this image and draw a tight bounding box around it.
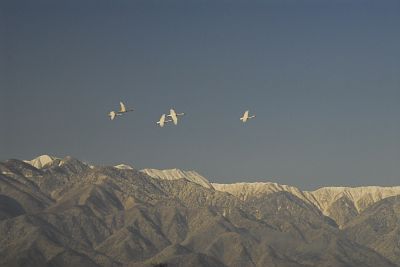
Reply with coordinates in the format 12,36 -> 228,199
1,0 -> 399,189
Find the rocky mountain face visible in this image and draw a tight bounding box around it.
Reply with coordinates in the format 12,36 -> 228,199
213,183 -> 400,228
344,196 -> 400,266
0,155 -> 399,267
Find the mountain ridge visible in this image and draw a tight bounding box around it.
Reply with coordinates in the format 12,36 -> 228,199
5,155 -> 398,266
23,155 -> 400,227
141,168 -> 214,189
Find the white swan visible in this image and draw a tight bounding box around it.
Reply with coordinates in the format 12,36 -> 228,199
156,114 -> 172,127
119,101 -> 134,113
240,110 -> 256,123
167,108 -> 185,125
108,101 -> 134,120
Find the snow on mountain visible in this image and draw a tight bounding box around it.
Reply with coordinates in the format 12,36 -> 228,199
212,182 -> 313,204
140,168 -> 214,189
21,155 -> 400,224
24,155 -> 57,169
114,164 -> 134,170
213,182 -> 400,219
2,156 -> 399,267
305,186 -> 400,214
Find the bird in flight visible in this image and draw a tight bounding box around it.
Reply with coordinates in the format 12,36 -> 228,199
240,110 -> 256,123
156,114 -> 173,127
108,102 -> 134,120
167,108 -> 185,125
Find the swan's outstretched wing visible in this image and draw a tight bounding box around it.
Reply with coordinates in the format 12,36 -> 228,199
109,111 -> 116,120
119,102 -> 126,112
169,109 -> 178,125
157,114 -> 166,127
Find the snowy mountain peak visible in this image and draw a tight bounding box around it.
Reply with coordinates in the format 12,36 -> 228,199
212,182 -> 312,204
24,155 -> 57,169
140,168 -> 213,189
306,186 -> 400,214
114,164 -> 134,170
213,181 -> 400,226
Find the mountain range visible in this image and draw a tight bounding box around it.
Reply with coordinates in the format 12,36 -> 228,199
1,155 -> 399,267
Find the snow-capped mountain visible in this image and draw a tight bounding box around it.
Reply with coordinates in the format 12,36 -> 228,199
3,155 -> 400,266
23,154 -> 57,169
141,168 -> 214,189
305,186 -> 400,217
212,182 -> 312,203
114,164 -> 134,170
213,182 -> 400,227
22,155 -> 400,222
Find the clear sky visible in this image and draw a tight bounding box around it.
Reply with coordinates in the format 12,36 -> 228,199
1,0 -> 399,190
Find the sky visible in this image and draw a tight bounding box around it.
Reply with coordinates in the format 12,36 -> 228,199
1,0 -> 399,190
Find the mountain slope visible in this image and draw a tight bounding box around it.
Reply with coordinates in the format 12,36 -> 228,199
23,155 -> 57,169
213,182 -> 400,228
344,195 -> 400,266
141,168 -> 214,189
306,186 -> 400,220
0,155 -> 398,267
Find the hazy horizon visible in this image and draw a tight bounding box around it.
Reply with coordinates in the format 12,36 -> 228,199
2,0 -> 399,190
